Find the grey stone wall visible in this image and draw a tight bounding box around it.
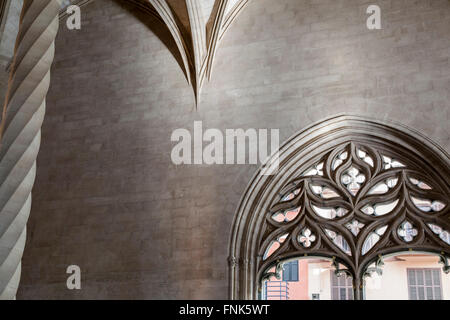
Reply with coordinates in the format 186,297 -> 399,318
0,0 -> 23,104
17,0 -> 450,299
0,0 -> 22,60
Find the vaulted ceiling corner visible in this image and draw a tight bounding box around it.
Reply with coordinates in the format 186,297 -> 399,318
146,0 -> 251,106
58,0 -> 250,106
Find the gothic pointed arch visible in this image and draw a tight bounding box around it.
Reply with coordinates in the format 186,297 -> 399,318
229,114 -> 450,300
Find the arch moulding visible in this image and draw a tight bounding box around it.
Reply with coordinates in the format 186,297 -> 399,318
229,114 -> 450,300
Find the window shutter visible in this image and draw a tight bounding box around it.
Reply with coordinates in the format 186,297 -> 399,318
331,273 -> 338,286
434,287 -> 442,300
432,269 -> 441,286
432,269 -> 442,300
332,288 -> 338,300
409,286 -> 417,300
347,288 -> 353,300
282,261 -> 299,282
424,270 -> 432,286
292,261 -> 298,281
330,272 -> 353,300
408,268 -> 442,300
408,269 -> 416,286
418,286 -> 425,300
282,262 -> 291,281
416,270 -> 424,286
339,288 -> 346,300
282,263 -> 288,281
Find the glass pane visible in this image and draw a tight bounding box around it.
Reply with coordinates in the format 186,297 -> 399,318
338,275 -> 344,286
339,288 -> 346,300
410,287 -> 417,300
425,270 -> 432,286
346,277 -> 352,286
434,287 -> 442,300
426,287 -> 433,300
332,288 -> 339,300
408,269 -> 416,285
418,287 -> 425,300
417,271 -> 424,286
432,269 -> 441,286
331,273 -> 338,286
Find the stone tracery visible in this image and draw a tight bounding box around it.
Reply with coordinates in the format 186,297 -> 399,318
229,115 -> 450,300
259,141 -> 450,298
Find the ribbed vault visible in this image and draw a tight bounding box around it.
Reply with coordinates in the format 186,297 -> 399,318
62,0 -> 250,105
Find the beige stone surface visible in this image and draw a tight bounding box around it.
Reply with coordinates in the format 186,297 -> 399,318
16,0 -> 450,299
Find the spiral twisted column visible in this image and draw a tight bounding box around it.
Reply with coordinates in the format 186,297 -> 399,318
0,0 -> 61,299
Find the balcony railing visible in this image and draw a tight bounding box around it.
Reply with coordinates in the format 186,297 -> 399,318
265,281 -> 289,300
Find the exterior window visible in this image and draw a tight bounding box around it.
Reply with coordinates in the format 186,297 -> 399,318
407,269 -> 442,300
282,261 -> 299,282
331,273 -> 353,300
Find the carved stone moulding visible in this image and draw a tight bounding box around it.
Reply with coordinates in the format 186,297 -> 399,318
229,114 -> 450,300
